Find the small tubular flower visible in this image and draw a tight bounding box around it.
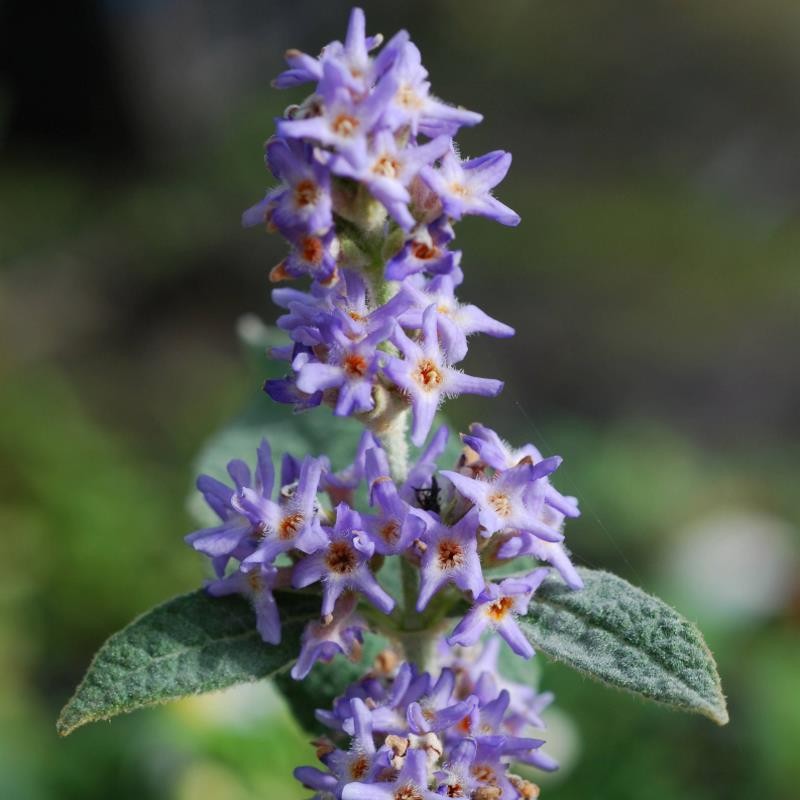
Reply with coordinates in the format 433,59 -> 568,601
462,422 -> 580,519
420,146 -> 520,226
207,563 -> 282,644
330,131 -> 451,229
406,668 -> 478,734
441,456 -> 564,539
291,592 -> 368,679
384,218 -> 460,281
377,38 -> 482,137
256,137 -> 333,237
277,77 -> 397,167
185,439 -> 275,566
398,271 -> 514,363
448,569 -> 550,658
385,305 -> 504,446
362,447 -> 426,555
295,321 -> 394,417
292,503 -> 395,617
498,531 -> 584,590
241,455 -> 327,565
342,748 -> 438,800
275,228 -> 340,283
415,508 -> 485,611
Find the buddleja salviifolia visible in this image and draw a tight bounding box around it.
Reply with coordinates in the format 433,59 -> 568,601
58,9 -> 728,798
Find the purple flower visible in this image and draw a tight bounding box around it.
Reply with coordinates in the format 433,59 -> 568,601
292,503 -> 395,617
207,563 -> 282,644
273,288 -> 333,346
258,137 -> 333,237
463,423 -> 581,519
241,455 -> 327,565
379,39 -> 482,137
291,592 -> 368,679
448,569 -> 550,658
342,748 -> 438,800
185,439 -> 275,566
292,765 -> 338,799
263,374 -> 324,412
498,531 -> 584,590
333,661 -> 431,736
420,146 -> 520,226
274,267 -> 410,347
273,8 -> 387,93
471,736 -> 546,795
321,697 -> 390,792
454,685 -> 513,741
406,668 -> 478,734
438,637 -> 556,739
385,218 -> 459,280
299,660 -> 557,800
433,739 -> 478,798
317,7 -> 381,93
295,321 -> 393,416
441,456 -> 564,539
277,75 -> 397,167
398,271 -> 514,362
330,131 -> 451,229
361,447 -> 426,555
385,305 -> 503,446
273,228 -> 340,284
416,508 -> 484,611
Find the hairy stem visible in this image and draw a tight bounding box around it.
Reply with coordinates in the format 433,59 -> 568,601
353,217 -> 432,667
400,556 -> 420,627
397,629 -> 438,673
378,409 -> 410,483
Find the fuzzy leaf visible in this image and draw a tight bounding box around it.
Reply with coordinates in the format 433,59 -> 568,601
520,568 -> 728,725
57,589 -> 319,736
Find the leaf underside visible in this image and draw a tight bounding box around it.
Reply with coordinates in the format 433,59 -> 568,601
56,589 -> 318,737
521,568 -> 729,725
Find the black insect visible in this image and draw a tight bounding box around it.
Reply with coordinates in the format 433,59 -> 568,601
413,476 -> 441,514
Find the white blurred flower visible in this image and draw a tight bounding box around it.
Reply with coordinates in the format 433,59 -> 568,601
662,508 -> 798,628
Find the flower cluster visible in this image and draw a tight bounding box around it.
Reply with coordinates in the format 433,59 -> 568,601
184,9 -> 586,799
186,422 -> 580,672
246,7 -> 518,445
296,646 -> 555,800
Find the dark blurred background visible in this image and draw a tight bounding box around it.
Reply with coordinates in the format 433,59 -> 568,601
1,1 -> 799,798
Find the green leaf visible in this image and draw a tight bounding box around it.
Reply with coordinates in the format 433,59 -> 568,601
520,568 -> 729,725
56,589 -> 318,736
273,631 -> 389,733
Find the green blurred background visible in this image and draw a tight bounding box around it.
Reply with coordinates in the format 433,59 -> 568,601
1,1 -> 799,798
